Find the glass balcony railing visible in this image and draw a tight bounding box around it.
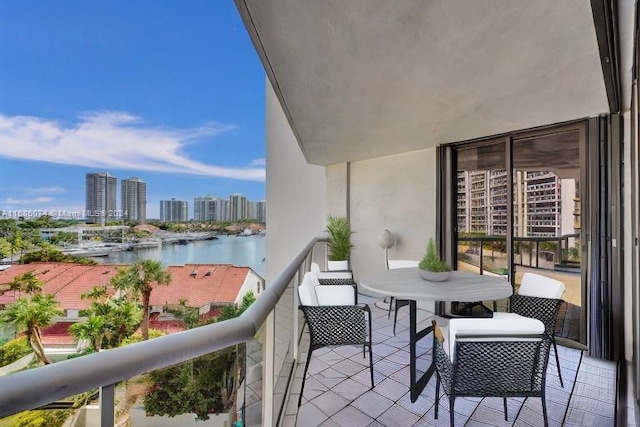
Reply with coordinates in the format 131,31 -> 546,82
0,237 -> 321,427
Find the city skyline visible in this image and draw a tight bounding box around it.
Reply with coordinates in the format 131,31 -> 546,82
0,2 -> 265,219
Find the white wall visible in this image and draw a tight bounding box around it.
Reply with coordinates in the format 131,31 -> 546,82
265,80 -> 326,283
235,270 -> 264,305
348,149 -> 438,281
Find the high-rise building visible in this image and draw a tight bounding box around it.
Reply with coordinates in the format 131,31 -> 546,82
456,170 -> 576,238
248,200 -> 266,222
159,199 -> 188,222
229,193 -> 248,221
85,172 -> 117,225
121,177 -> 147,223
193,195 -> 220,221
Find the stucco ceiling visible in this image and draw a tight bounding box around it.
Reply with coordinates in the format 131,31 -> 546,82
238,0 -> 609,166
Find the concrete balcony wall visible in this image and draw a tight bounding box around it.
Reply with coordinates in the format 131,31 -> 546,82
348,149 -> 438,280
265,79 -> 326,284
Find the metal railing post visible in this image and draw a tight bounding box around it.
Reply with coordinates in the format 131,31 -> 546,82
100,384 -> 115,427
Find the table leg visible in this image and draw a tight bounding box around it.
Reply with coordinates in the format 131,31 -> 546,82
409,300 -> 436,402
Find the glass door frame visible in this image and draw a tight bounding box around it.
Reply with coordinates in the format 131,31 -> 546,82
440,120 -> 589,347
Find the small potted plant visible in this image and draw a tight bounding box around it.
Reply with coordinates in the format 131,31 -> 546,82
325,214 -> 353,271
419,238 -> 451,282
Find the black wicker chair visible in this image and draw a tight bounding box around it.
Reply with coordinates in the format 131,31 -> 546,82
508,294 -> 565,387
432,320 -> 551,427
298,304 -> 374,406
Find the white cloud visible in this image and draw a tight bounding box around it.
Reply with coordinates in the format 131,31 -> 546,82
5,197 -> 54,205
24,186 -> 67,195
249,158 -> 266,167
0,111 -> 265,181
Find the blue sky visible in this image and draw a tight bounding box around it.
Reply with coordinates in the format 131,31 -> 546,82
0,1 -> 265,220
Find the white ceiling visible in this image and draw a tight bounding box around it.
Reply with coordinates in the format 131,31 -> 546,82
238,0 -> 609,166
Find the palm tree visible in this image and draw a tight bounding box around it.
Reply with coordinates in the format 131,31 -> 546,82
1,293 -> 61,364
8,230 -> 23,264
73,286 -> 143,350
69,314 -> 105,352
9,271 -> 43,295
111,260 -> 171,340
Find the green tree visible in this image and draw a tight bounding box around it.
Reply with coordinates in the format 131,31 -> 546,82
69,286 -> 143,351
8,230 -> 24,264
111,260 -> 171,340
143,291 -> 256,421
69,315 -> 105,352
0,275 -> 61,364
9,270 -> 43,294
0,237 -> 11,260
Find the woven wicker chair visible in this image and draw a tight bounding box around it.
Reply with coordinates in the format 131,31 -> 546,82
496,272 -> 566,387
297,272 -> 374,406
432,320 -> 551,427
508,294 -> 565,387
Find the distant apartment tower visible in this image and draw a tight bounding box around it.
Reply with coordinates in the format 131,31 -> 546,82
216,199 -> 230,221
121,177 -> 147,223
194,195 -> 220,221
160,199 -> 188,222
229,193 -> 248,221
456,169 -> 576,238
85,172 -> 117,225
248,200 -> 266,222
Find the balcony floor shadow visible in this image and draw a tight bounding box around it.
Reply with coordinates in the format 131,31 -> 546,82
284,295 -> 616,427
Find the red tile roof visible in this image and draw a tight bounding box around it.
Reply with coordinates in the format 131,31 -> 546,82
154,264 -> 250,307
0,263 -> 250,310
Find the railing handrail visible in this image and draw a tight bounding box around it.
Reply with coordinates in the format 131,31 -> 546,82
0,236 -> 320,417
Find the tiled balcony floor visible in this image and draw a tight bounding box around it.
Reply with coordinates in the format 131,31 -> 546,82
284,295 -> 617,427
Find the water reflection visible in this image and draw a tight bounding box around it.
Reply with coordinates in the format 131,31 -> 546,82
100,235 -> 266,276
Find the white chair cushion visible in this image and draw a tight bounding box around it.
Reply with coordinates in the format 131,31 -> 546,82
315,285 -> 355,305
388,259 -> 420,269
298,272 -> 321,306
447,316 -> 544,361
519,272 -> 565,299
311,262 -> 353,279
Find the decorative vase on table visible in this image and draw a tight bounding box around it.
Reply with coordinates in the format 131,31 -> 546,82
418,238 -> 451,282
419,269 -> 450,282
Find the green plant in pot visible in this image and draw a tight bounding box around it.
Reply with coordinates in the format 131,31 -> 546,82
325,215 -> 353,271
419,238 -> 451,281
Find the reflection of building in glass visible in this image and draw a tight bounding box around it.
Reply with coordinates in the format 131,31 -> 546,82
457,170 -> 576,237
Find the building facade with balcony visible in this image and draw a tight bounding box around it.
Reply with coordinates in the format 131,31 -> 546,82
121,177 -> 147,223
159,198 -> 188,222
85,172 -> 117,225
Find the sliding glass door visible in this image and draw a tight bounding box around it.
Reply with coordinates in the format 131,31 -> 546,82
450,123 -> 586,346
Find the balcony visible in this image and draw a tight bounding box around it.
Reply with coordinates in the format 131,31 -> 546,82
0,237 -> 619,426
287,293 -> 616,427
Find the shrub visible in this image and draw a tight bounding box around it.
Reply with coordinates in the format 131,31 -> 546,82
0,337 -> 31,367
419,238 -> 451,272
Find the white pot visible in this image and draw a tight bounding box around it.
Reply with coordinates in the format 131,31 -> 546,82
327,260 -> 349,271
419,269 -> 450,282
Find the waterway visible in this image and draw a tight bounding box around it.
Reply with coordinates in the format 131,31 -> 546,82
98,235 -> 266,276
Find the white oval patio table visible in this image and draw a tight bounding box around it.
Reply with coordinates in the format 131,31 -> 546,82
360,267 -> 513,402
